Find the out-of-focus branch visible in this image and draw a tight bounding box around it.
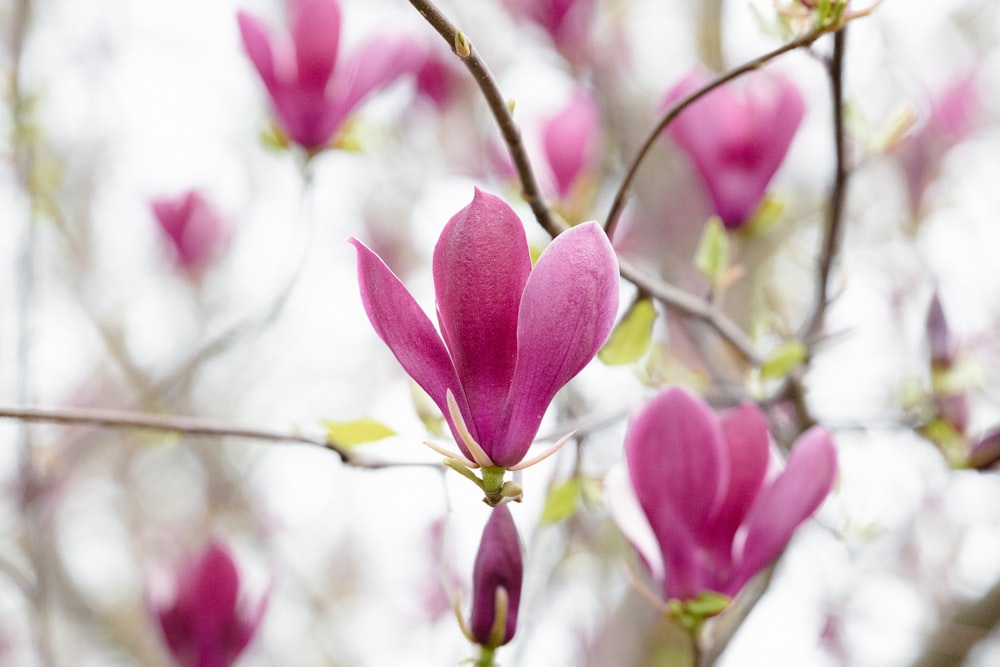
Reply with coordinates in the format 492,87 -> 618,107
912,577 -> 1000,667
0,405 -> 438,470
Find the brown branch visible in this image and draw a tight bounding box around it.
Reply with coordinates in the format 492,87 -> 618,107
0,405 -> 438,470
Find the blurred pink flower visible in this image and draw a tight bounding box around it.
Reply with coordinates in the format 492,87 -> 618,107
896,70 -> 980,218
153,540 -> 267,667
150,190 -> 227,273
614,387 -> 837,602
543,90 -> 602,201
469,505 -> 523,648
503,0 -> 596,53
415,48 -> 465,110
663,67 -> 805,229
237,0 -> 423,151
351,189 -> 619,469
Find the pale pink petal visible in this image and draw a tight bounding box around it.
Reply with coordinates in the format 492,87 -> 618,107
432,190 -> 531,448
494,222 -> 618,467
289,0 -> 341,91
605,464 -> 664,584
350,238 -> 469,446
706,403 -> 770,555
543,91 -> 601,199
728,426 -> 838,595
331,34 -> 425,120
237,12 -> 280,95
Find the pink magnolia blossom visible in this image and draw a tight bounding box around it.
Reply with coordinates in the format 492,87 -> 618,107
503,0 -> 596,53
151,190 -> 227,273
153,540 -> 267,667
663,67 -> 805,229
351,189 -> 619,469
469,505 -> 523,648
543,90 -> 602,201
237,0 -> 423,151
615,387 -> 837,602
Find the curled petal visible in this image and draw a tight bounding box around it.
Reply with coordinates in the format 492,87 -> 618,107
496,222 -> 619,467
433,190 -> 531,448
729,426 -> 838,595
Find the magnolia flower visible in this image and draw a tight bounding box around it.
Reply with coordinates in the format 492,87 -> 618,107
151,190 -> 228,273
663,67 -> 805,229
153,540 -> 267,667
503,0 -> 596,54
351,189 -> 619,470
543,90 -> 602,201
612,387 -> 837,603
467,505 -> 523,648
237,0 -> 423,152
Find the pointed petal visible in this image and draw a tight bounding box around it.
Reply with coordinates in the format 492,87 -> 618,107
470,505 -> 523,648
543,90 -> 601,199
350,238 -> 465,432
729,426 -> 838,595
624,388 -> 726,599
237,11 -> 280,95
707,403 -> 770,554
605,464 -> 664,584
289,0 -> 341,91
432,190 -> 531,448
331,33 -> 425,118
494,222 -> 618,467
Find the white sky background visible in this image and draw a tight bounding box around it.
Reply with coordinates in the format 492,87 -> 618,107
2,0 -> 1000,665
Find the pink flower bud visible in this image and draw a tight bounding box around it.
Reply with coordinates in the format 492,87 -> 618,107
153,540 -> 267,667
150,190 -> 228,273
663,67 -> 805,229
469,505 -> 523,648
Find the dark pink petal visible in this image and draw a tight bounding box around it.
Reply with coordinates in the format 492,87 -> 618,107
350,238 -> 471,450
543,90 -> 601,199
469,505 -> 523,648
494,222 -> 618,467
289,0 -> 341,92
331,34 -> 425,121
706,403 -> 770,556
625,388 -> 727,599
432,190 -> 531,449
728,426 -> 837,595
237,12 -> 280,96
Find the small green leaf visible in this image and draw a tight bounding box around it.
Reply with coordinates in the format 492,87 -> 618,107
759,340 -> 808,381
322,418 -> 395,448
598,298 -> 656,366
540,477 -> 582,525
742,195 -> 785,237
685,591 -> 731,618
694,217 -> 729,287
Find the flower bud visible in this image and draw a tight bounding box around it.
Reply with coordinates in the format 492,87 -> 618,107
469,505 -> 523,648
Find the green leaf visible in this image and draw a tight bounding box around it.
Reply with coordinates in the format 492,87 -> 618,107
694,217 -> 729,287
759,340 -> 808,381
742,195 -> 785,237
540,477 -> 582,525
322,418 -> 396,449
684,591 -> 731,618
598,298 -> 656,366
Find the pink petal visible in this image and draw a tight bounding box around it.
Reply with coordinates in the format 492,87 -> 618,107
729,426 -> 838,595
624,388 -> 727,599
332,33 -> 425,120
543,90 -> 601,199
289,0 -> 341,91
350,238 -> 469,446
605,465 -> 664,584
494,222 -> 618,467
432,190 -> 531,449
706,403 -> 770,556
237,12 -> 280,96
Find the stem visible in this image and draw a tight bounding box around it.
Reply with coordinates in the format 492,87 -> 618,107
604,26 -> 828,241
476,645 -> 497,667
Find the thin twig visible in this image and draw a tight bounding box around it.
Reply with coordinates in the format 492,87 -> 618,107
0,405 -> 438,470
603,26 -> 829,241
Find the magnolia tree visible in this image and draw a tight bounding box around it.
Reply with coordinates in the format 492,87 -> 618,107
2,0 -> 999,665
